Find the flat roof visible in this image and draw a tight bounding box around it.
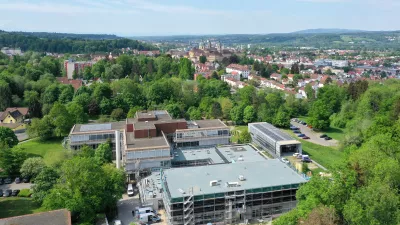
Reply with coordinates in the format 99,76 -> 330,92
133,119 -> 187,130
163,159 -> 306,198
172,147 -> 226,164
216,145 -> 267,163
0,209 -> 71,225
250,122 -> 295,142
125,133 -> 170,150
71,121 -> 125,134
193,119 -> 227,129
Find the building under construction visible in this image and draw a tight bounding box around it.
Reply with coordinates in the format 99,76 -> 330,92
161,159 -> 306,225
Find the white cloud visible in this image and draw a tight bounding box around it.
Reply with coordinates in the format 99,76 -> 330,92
0,1 -> 138,14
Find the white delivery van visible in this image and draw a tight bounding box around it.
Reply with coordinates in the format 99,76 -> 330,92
136,207 -> 156,215
138,212 -> 157,224
127,184 -> 134,197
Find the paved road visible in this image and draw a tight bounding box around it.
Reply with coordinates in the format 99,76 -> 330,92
0,182 -> 32,190
291,121 -> 338,147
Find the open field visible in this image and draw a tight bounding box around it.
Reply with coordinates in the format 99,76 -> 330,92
18,138 -> 72,166
0,197 -> 46,218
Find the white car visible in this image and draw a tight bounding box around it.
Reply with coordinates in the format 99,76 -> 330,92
114,220 -> 122,225
293,153 -> 299,157
281,158 -> 290,164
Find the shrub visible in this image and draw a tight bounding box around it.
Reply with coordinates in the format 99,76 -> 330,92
18,188 -> 32,197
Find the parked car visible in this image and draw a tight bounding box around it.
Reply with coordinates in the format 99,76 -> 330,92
293,153 -> 300,157
22,177 -> 30,183
15,177 -> 21,184
0,189 -> 3,197
11,189 -> 20,196
114,220 -> 122,225
302,136 -> 310,139
298,134 -> 305,137
325,137 -> 332,140
4,189 -> 12,197
302,155 -> 312,162
281,158 -> 290,164
293,130 -> 301,134
290,126 -> 299,130
0,178 -> 4,185
320,134 -> 327,138
4,178 -> 11,184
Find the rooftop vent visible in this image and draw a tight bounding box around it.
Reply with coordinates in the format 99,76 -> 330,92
238,175 -> 246,181
210,180 -> 219,187
238,157 -> 244,161
226,182 -> 239,188
178,188 -> 185,194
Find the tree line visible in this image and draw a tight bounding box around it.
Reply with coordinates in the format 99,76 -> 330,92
0,30 -> 156,53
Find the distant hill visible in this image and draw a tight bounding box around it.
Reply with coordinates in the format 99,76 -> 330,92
0,30 -> 157,53
8,31 -> 120,40
292,28 -> 366,34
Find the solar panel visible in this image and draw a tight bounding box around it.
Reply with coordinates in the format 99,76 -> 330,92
253,123 -> 293,141
80,124 -> 112,132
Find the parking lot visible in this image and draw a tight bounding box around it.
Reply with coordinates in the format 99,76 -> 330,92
290,121 -> 338,147
0,182 -> 32,191
114,196 -> 167,225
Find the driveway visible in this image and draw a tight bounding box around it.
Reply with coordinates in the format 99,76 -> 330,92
114,197 -> 141,225
16,132 -> 29,142
0,182 -> 32,190
291,121 -> 338,147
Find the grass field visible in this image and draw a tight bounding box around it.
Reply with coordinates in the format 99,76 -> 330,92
283,128 -> 345,169
231,126 -> 248,143
300,140 -> 344,169
18,138 -> 72,166
0,197 -> 46,218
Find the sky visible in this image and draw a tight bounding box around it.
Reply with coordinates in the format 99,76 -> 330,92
0,0 -> 400,36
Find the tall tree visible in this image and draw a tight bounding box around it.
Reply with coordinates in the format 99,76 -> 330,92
0,127 -> 18,148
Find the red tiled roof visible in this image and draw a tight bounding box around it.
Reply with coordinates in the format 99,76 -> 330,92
57,77 -> 83,91
227,64 -> 249,71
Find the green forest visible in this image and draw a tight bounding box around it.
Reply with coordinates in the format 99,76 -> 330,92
275,80 -> 400,225
0,30 -> 156,53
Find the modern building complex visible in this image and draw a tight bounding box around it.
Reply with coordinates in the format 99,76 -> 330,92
138,144 -> 307,224
248,122 -> 302,158
67,110 -> 230,176
67,111 -> 307,224
162,160 -> 305,225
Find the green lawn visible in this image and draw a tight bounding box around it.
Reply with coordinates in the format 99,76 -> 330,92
231,126 -> 248,143
283,129 -> 345,169
300,140 -> 344,169
0,197 -> 46,218
18,138 -> 72,166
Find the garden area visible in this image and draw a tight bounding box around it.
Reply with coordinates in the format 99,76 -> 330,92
0,197 -> 45,218
18,138 -> 72,166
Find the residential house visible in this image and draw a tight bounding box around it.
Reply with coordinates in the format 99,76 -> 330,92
299,87 -> 307,98
57,77 -> 83,91
270,73 -> 282,81
226,64 -> 250,79
0,107 -> 29,132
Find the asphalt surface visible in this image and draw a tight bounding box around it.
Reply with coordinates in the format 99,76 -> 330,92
290,121 -> 338,147
0,182 -> 32,191
114,197 -> 141,225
